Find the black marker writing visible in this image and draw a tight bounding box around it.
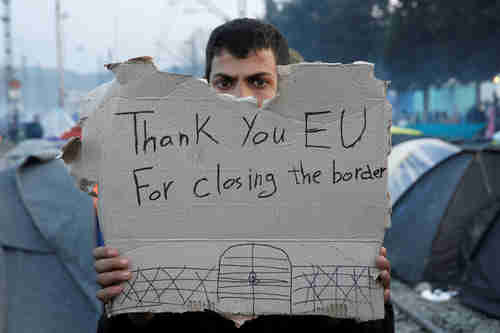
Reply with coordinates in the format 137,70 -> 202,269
193,163 -> 278,199
143,119 -> 156,153
114,110 -> 155,155
304,111 -> 332,149
288,160 -> 322,185
193,177 -> 210,198
196,113 -> 219,144
340,106 -> 366,149
242,112 -> 286,147
332,159 -> 386,184
132,167 -> 175,206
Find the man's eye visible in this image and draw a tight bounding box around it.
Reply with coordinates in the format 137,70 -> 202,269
250,78 -> 268,89
214,79 -> 233,90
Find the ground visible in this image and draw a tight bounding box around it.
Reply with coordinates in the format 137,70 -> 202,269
392,278 -> 500,332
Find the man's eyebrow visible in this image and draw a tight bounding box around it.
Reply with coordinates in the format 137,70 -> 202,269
212,73 -> 236,80
246,72 -> 274,79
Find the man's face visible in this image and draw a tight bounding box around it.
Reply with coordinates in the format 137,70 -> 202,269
209,48 -> 278,107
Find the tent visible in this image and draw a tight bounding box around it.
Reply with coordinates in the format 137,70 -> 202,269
384,138 -> 500,318
0,139 -> 63,170
461,206 -> 500,318
388,138 -> 460,206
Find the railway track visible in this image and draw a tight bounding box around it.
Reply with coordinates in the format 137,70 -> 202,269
392,296 -> 447,333
391,279 -> 500,333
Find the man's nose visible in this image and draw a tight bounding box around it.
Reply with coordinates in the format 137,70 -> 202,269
235,81 -> 253,98
235,82 -> 263,108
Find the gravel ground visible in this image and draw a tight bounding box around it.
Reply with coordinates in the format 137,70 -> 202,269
391,279 -> 500,332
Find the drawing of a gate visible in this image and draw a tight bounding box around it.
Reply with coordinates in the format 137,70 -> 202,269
216,243 -> 293,314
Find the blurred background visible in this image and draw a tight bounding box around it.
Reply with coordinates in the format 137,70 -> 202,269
0,0 -> 498,145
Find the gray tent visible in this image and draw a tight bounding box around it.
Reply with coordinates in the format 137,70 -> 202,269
384,139 -> 500,318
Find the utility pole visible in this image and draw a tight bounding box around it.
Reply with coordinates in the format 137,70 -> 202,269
113,16 -> 119,62
37,63 -> 48,112
238,0 -> 246,17
55,0 -> 65,109
190,35 -> 197,75
196,0 -> 231,22
107,48 -> 113,64
21,54 -> 27,112
96,55 -> 103,85
2,0 -> 19,142
2,0 -> 13,102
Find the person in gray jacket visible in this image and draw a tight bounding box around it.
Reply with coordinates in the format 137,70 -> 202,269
0,143 -> 102,333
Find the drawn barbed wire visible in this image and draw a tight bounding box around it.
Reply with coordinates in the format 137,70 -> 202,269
106,265 -> 219,314
106,243 -> 379,318
292,264 -> 377,316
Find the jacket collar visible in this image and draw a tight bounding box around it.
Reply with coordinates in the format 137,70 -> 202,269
16,158 -> 101,313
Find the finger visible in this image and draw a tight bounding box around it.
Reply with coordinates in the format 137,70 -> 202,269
97,285 -> 124,303
384,289 -> 391,303
96,270 -> 131,287
375,255 -> 391,273
379,246 -> 387,258
93,246 -> 119,260
378,270 -> 391,289
94,257 -> 129,274
257,98 -> 263,109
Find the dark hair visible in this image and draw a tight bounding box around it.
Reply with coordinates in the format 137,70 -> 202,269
205,18 -> 290,81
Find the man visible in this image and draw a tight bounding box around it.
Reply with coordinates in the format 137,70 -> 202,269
24,114 -> 44,139
94,18 -> 393,332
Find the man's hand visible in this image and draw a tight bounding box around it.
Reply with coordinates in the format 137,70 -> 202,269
376,246 -> 391,303
93,246 -> 131,302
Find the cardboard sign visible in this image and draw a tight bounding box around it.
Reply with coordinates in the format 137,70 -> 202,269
70,59 -> 391,321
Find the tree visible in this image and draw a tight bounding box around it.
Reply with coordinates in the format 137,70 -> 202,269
384,0 -> 500,113
266,0 -> 390,73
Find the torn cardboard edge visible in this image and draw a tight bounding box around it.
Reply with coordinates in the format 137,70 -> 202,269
64,56 -> 392,321
63,56 -> 391,192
